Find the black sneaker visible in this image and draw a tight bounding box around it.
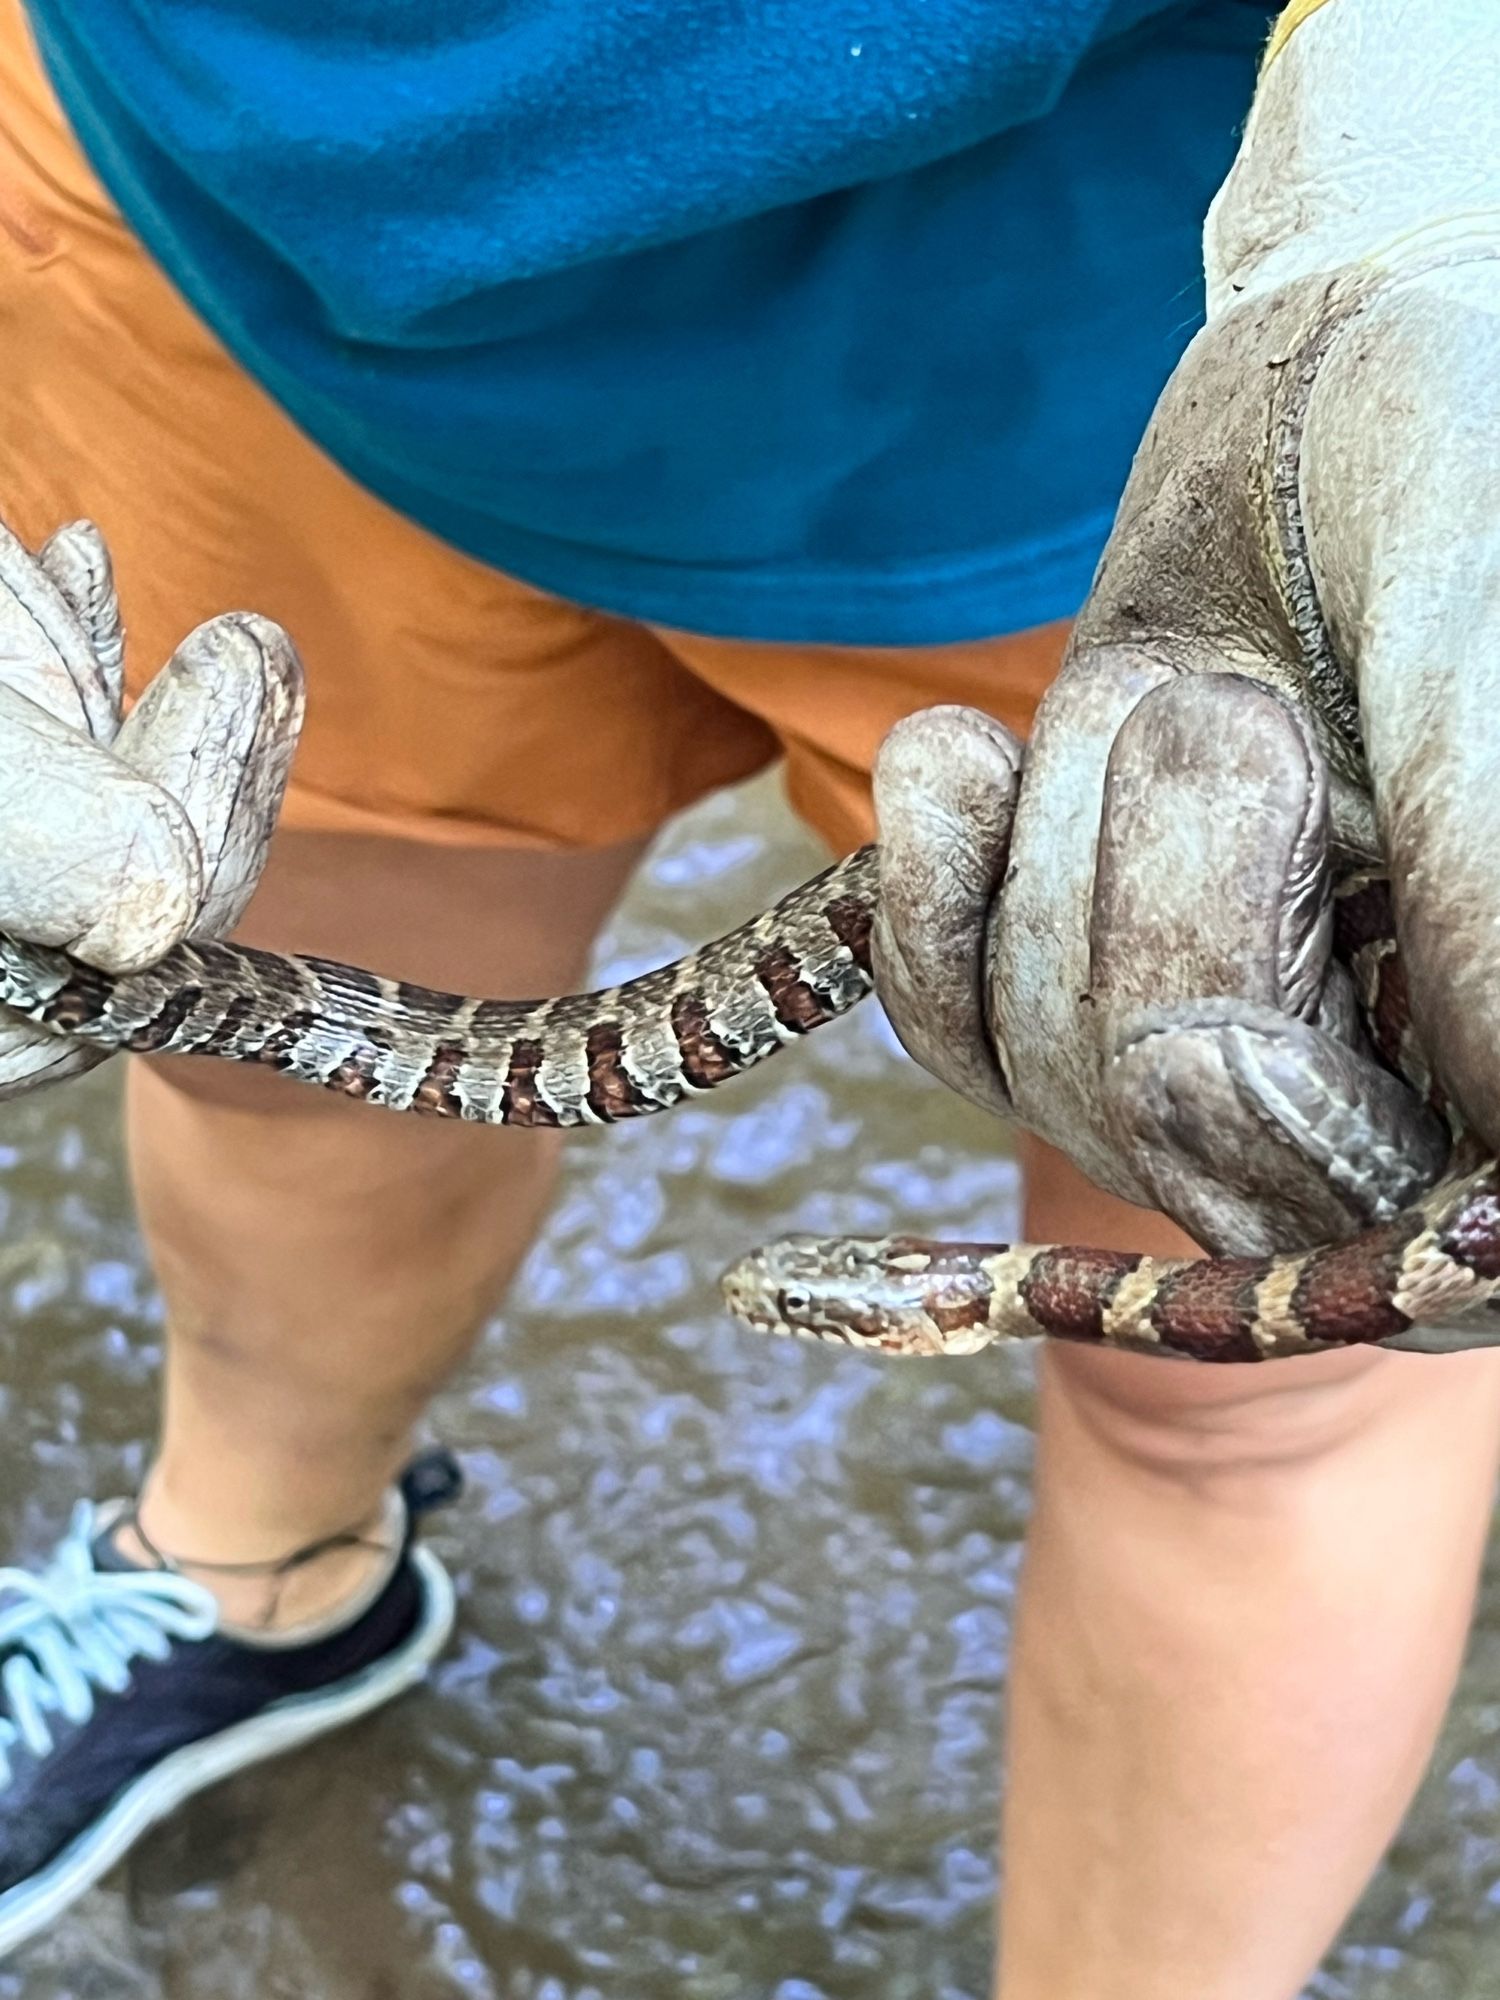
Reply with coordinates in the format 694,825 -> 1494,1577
0,1448 -> 462,1956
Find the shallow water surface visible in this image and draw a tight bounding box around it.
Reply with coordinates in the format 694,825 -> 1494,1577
3,776 -> 1500,1999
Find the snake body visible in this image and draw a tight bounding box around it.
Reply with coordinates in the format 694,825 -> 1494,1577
0,850 -> 876,1125
0,843 -> 1495,1362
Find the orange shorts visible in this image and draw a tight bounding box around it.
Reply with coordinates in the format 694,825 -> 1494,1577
0,0 -> 1066,862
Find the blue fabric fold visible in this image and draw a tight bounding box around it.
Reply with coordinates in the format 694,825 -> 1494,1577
26,0 -> 1276,643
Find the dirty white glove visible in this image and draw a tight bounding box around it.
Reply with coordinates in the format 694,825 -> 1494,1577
874,0 -> 1499,1255
0,518 -> 303,1095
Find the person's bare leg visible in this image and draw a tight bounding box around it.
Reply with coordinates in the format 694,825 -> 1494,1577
996,1134 -> 1500,2000
122,829 -> 644,1630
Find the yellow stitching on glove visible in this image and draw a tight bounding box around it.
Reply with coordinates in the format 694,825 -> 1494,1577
1263,0 -> 1337,69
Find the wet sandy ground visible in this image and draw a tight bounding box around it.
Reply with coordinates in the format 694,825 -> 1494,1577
4,775 -> 1500,1999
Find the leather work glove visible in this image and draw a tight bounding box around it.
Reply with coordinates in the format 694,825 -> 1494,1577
872,0 -> 1499,1257
0,516 -> 302,1096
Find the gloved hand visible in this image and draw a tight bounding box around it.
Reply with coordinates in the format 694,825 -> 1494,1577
872,0 -> 1499,1256
0,516 -> 303,1096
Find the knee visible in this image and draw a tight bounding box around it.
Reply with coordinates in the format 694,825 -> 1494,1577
1041,1337 -> 1434,1492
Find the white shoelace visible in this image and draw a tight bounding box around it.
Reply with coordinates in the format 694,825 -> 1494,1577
0,1505 -> 217,1787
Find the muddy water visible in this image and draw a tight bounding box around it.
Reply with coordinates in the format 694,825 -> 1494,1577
3,774 -> 1499,2000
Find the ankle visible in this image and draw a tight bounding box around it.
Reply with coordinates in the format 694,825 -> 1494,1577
114,1484 -> 406,1638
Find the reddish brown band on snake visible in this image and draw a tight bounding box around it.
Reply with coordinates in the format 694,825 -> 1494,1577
0,844 -> 1491,1362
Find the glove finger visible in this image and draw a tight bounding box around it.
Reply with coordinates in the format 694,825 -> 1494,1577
38,520 -> 125,723
1092,673 -> 1332,1036
1107,998 -> 1450,1256
0,518 -> 117,743
115,612 -> 305,941
0,679 -> 204,972
0,1014 -> 108,1102
871,704 -> 1021,1118
988,643 -> 1174,1204
1089,673 -> 1442,1254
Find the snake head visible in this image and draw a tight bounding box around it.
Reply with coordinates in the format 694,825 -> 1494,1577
721,1234 -> 990,1356
720,1236 -> 832,1340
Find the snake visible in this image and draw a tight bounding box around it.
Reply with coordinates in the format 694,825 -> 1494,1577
0,841 -> 1495,1365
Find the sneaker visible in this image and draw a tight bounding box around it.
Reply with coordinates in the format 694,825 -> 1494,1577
0,1447 -> 462,1957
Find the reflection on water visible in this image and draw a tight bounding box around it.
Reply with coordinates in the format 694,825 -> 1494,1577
2,775 -> 1498,1999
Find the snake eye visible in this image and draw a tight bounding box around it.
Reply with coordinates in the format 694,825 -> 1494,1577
779,1286 -> 812,1317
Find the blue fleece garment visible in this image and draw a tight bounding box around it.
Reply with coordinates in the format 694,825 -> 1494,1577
26,1 -> 1274,644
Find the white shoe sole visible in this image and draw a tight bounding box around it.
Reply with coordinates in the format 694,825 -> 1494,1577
0,1545 -> 456,1959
